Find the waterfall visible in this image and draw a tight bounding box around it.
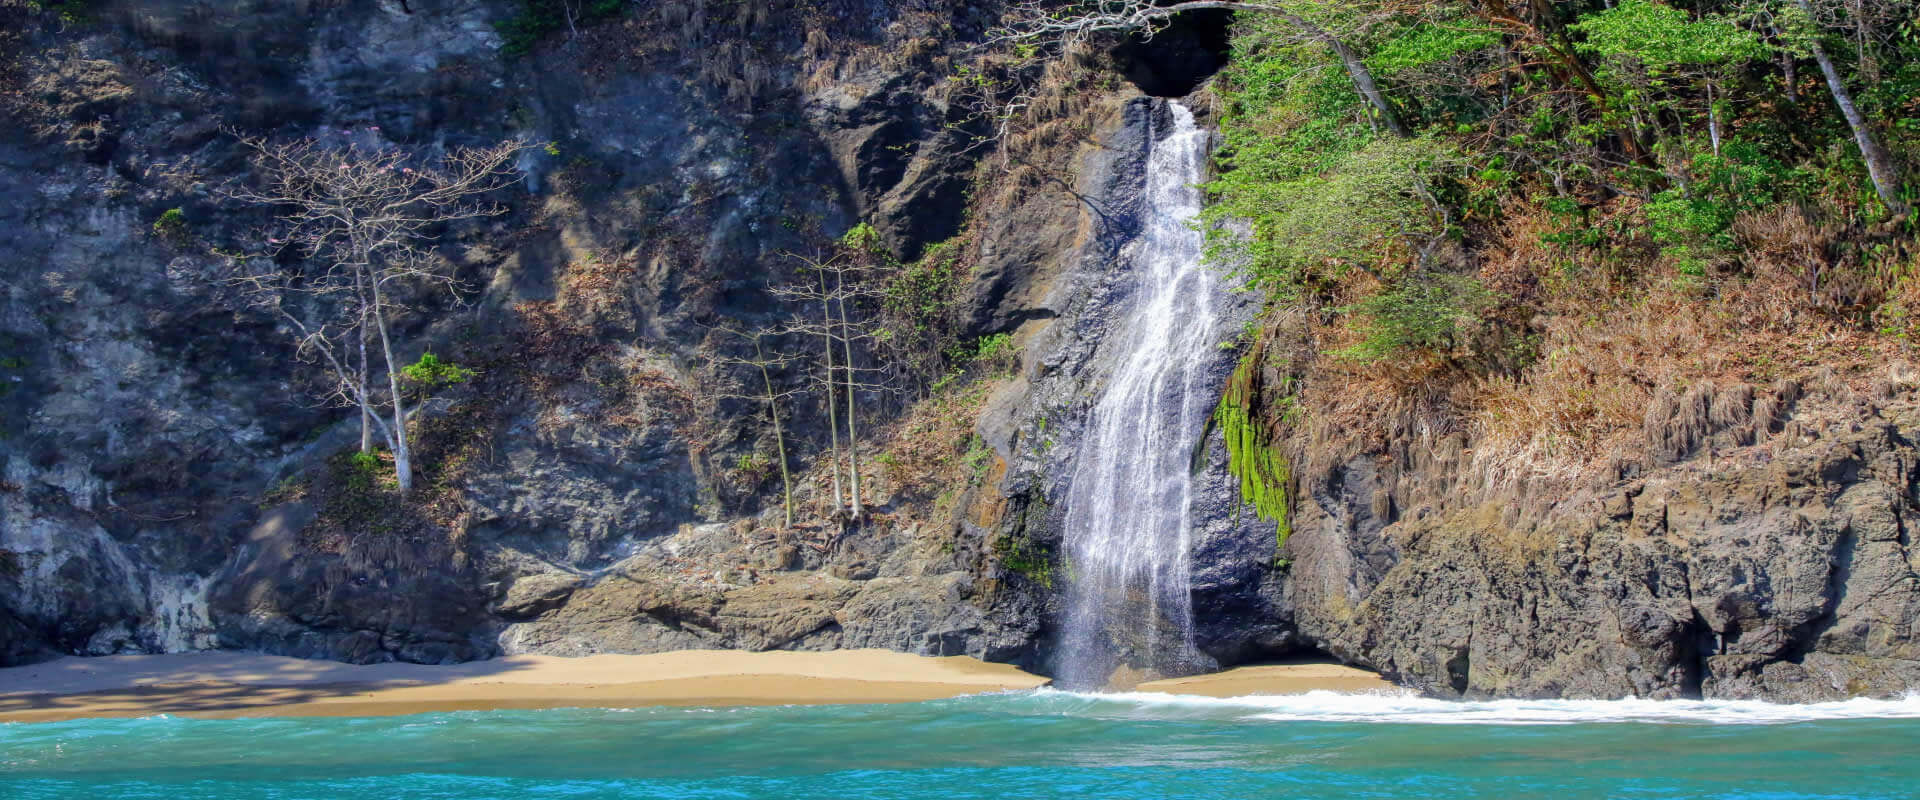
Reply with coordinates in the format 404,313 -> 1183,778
1058,102 -> 1224,688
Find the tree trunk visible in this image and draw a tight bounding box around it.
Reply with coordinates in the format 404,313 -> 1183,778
356,270 -> 373,454
835,274 -> 863,521
1797,0 -> 1906,216
1707,83 -> 1721,157
1279,12 -> 1406,137
755,339 -> 793,529
1771,26 -> 1799,104
369,277 -> 413,491
817,270 -> 844,512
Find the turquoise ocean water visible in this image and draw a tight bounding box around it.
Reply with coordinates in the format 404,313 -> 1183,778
5,690 -> 1919,799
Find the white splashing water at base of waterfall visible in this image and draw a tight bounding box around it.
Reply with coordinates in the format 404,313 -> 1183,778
1059,102 -> 1223,687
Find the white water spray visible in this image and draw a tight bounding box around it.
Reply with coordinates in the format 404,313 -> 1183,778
1058,102 -> 1224,687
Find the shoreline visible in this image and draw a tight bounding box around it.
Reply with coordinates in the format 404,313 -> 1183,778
0,650 -> 1051,724
0,651 -> 1399,724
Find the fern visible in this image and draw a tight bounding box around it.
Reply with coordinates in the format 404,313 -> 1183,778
1202,346 -> 1293,553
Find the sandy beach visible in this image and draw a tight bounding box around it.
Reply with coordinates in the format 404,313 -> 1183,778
0,649 -> 1051,724
1136,662 -> 1398,696
0,652 -> 1401,723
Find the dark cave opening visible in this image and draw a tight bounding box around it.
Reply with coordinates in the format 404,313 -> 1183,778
1111,9 -> 1234,97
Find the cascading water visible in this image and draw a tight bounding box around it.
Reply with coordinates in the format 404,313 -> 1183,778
1058,102 -> 1225,688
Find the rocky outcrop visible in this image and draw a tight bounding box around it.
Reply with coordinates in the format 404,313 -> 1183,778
1286,379 -> 1920,700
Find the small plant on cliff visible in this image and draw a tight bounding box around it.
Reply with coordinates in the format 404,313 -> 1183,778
345,450 -> 384,492
963,435 -> 995,484
151,207 -> 188,243
400,352 -> 477,394
993,533 -> 1055,589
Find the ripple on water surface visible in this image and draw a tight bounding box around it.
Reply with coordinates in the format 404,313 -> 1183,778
4,690 -> 1917,800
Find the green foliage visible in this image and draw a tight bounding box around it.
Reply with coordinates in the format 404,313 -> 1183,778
1335,273 -> 1494,364
1203,0 -> 1918,375
1210,24 -> 1376,188
1645,141 -> 1809,269
963,434 -> 995,482
400,352 -> 476,392
495,0 -> 625,57
1213,353 -> 1291,552
993,533 -> 1055,588
152,208 -> 188,242
22,0 -> 103,25
1572,0 -> 1765,78
883,235 -> 966,346
950,333 -> 1018,371
1207,135 -> 1460,293
1367,25 -> 1498,78
840,221 -> 885,254
343,450 -> 386,493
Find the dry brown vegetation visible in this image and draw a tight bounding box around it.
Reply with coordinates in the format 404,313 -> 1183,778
1285,196 -> 1920,500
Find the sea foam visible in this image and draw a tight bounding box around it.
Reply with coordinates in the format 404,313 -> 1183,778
1017,688 -> 1920,725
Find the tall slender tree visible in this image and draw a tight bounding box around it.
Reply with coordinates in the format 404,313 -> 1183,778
1789,0 -> 1907,216
773,248 -> 895,522
705,326 -> 804,528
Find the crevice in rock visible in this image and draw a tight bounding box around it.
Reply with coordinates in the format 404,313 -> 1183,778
1110,9 -> 1233,97
1680,609 -> 1713,699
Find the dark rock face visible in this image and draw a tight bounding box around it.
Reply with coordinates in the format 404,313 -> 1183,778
0,0 -> 1120,671
0,0 -> 1057,667
1286,386 -> 1920,700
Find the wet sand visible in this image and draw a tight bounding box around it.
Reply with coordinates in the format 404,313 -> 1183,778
1135,662 -> 1398,696
0,650 -> 1051,723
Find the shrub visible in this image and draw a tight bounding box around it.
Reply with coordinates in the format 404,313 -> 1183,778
152,208 -> 188,242
400,352 -> 477,392
840,221 -> 885,254
1335,273 -> 1494,364
345,450 -> 384,492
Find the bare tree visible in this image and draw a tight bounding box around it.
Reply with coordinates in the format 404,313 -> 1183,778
773,257 -> 846,512
705,326 -> 805,528
773,250 -> 897,522
227,133 -> 526,491
993,0 -> 1408,136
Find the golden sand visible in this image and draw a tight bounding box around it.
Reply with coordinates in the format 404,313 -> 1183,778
0,649 -> 1050,724
1135,662 -> 1397,697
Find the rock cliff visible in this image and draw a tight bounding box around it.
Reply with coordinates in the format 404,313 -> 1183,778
2,0 -> 1915,703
